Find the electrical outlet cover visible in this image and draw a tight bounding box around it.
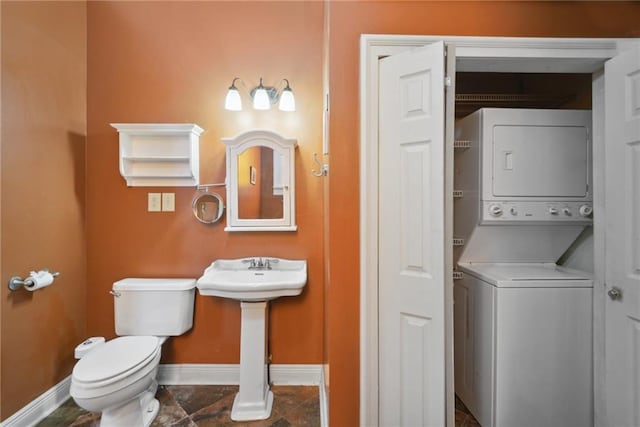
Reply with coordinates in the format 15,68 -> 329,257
162,193 -> 175,212
148,193 -> 161,212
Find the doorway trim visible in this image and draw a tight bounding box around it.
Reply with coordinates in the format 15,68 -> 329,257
360,34 -> 625,427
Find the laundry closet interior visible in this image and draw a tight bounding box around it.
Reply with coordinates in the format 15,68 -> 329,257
363,36 -> 640,427
451,71 -> 594,427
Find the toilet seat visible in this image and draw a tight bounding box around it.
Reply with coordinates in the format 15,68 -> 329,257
71,336 -> 160,399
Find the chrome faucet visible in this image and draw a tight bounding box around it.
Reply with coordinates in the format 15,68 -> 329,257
246,257 -> 276,270
247,257 -> 264,270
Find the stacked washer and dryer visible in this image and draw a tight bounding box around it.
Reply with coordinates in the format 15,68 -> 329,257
453,109 -> 594,427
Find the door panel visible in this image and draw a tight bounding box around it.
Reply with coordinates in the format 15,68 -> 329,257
401,142 -> 433,274
604,45 -> 640,427
379,41 -> 446,426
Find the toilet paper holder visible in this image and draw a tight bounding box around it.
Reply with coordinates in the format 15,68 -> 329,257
8,270 -> 60,291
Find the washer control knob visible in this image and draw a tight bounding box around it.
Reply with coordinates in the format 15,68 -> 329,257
489,204 -> 503,217
548,207 -> 559,215
563,207 -> 572,216
510,207 -> 517,215
579,205 -> 593,217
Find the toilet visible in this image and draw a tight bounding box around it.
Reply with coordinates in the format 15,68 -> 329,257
70,278 -> 196,427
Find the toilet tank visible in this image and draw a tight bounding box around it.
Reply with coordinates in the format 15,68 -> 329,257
112,278 -> 196,336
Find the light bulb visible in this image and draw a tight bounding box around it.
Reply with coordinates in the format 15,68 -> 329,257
278,88 -> 296,112
224,87 -> 242,111
253,88 -> 271,110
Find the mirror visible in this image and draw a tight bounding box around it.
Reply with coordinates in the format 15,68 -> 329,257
192,192 -> 225,224
222,130 -> 297,232
237,146 -> 284,220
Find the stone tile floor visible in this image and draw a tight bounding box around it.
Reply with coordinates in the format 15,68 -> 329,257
36,384 -> 479,426
36,385 -> 320,427
455,395 -> 481,427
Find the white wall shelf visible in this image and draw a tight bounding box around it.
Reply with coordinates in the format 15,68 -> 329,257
111,123 -> 204,187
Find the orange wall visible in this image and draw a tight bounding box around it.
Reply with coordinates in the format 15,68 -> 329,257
3,0 -> 640,423
327,1 -> 640,425
86,2 -> 324,364
1,1 -> 87,420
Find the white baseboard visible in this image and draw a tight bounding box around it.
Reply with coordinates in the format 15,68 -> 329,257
2,364 -> 325,427
270,364 -> 323,385
1,376 -> 71,427
157,363 -> 323,385
319,366 -> 329,427
157,363 -> 239,385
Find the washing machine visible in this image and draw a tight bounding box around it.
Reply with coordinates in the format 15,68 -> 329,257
454,262 -> 593,427
453,108 -> 594,427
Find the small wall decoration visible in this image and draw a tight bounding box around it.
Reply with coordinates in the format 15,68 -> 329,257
250,166 -> 256,185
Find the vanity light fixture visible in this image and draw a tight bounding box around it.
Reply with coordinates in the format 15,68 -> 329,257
224,77 -> 296,112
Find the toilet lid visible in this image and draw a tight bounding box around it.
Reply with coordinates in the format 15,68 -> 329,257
73,336 -> 159,383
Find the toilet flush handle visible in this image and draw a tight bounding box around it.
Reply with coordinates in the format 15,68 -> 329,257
109,290 -> 121,297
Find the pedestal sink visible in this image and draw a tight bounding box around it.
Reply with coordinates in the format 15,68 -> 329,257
196,257 -> 307,421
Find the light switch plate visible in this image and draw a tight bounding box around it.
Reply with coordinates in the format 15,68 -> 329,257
148,193 -> 161,212
162,193 -> 175,212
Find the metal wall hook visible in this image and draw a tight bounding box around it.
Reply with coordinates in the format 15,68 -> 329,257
312,152 -> 329,177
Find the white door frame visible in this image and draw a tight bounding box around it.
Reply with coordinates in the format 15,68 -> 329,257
360,34 -> 631,427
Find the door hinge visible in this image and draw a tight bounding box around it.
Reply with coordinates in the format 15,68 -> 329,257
444,76 -> 452,87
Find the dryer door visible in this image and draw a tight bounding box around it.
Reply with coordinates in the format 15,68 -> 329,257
492,121 -> 589,198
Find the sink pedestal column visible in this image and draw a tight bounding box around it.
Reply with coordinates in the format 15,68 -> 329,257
231,301 -> 273,421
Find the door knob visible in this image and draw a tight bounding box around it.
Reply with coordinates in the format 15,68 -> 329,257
608,286 -> 622,301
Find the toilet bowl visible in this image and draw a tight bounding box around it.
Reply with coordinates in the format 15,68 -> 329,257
70,278 -> 196,427
71,336 -> 162,426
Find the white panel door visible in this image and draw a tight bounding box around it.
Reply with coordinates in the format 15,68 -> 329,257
604,45 -> 640,427
379,42 -> 446,426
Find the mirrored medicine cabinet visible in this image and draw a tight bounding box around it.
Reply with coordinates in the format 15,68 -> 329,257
222,130 -> 297,232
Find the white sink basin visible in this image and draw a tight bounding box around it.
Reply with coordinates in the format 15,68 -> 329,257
196,257 -> 307,302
